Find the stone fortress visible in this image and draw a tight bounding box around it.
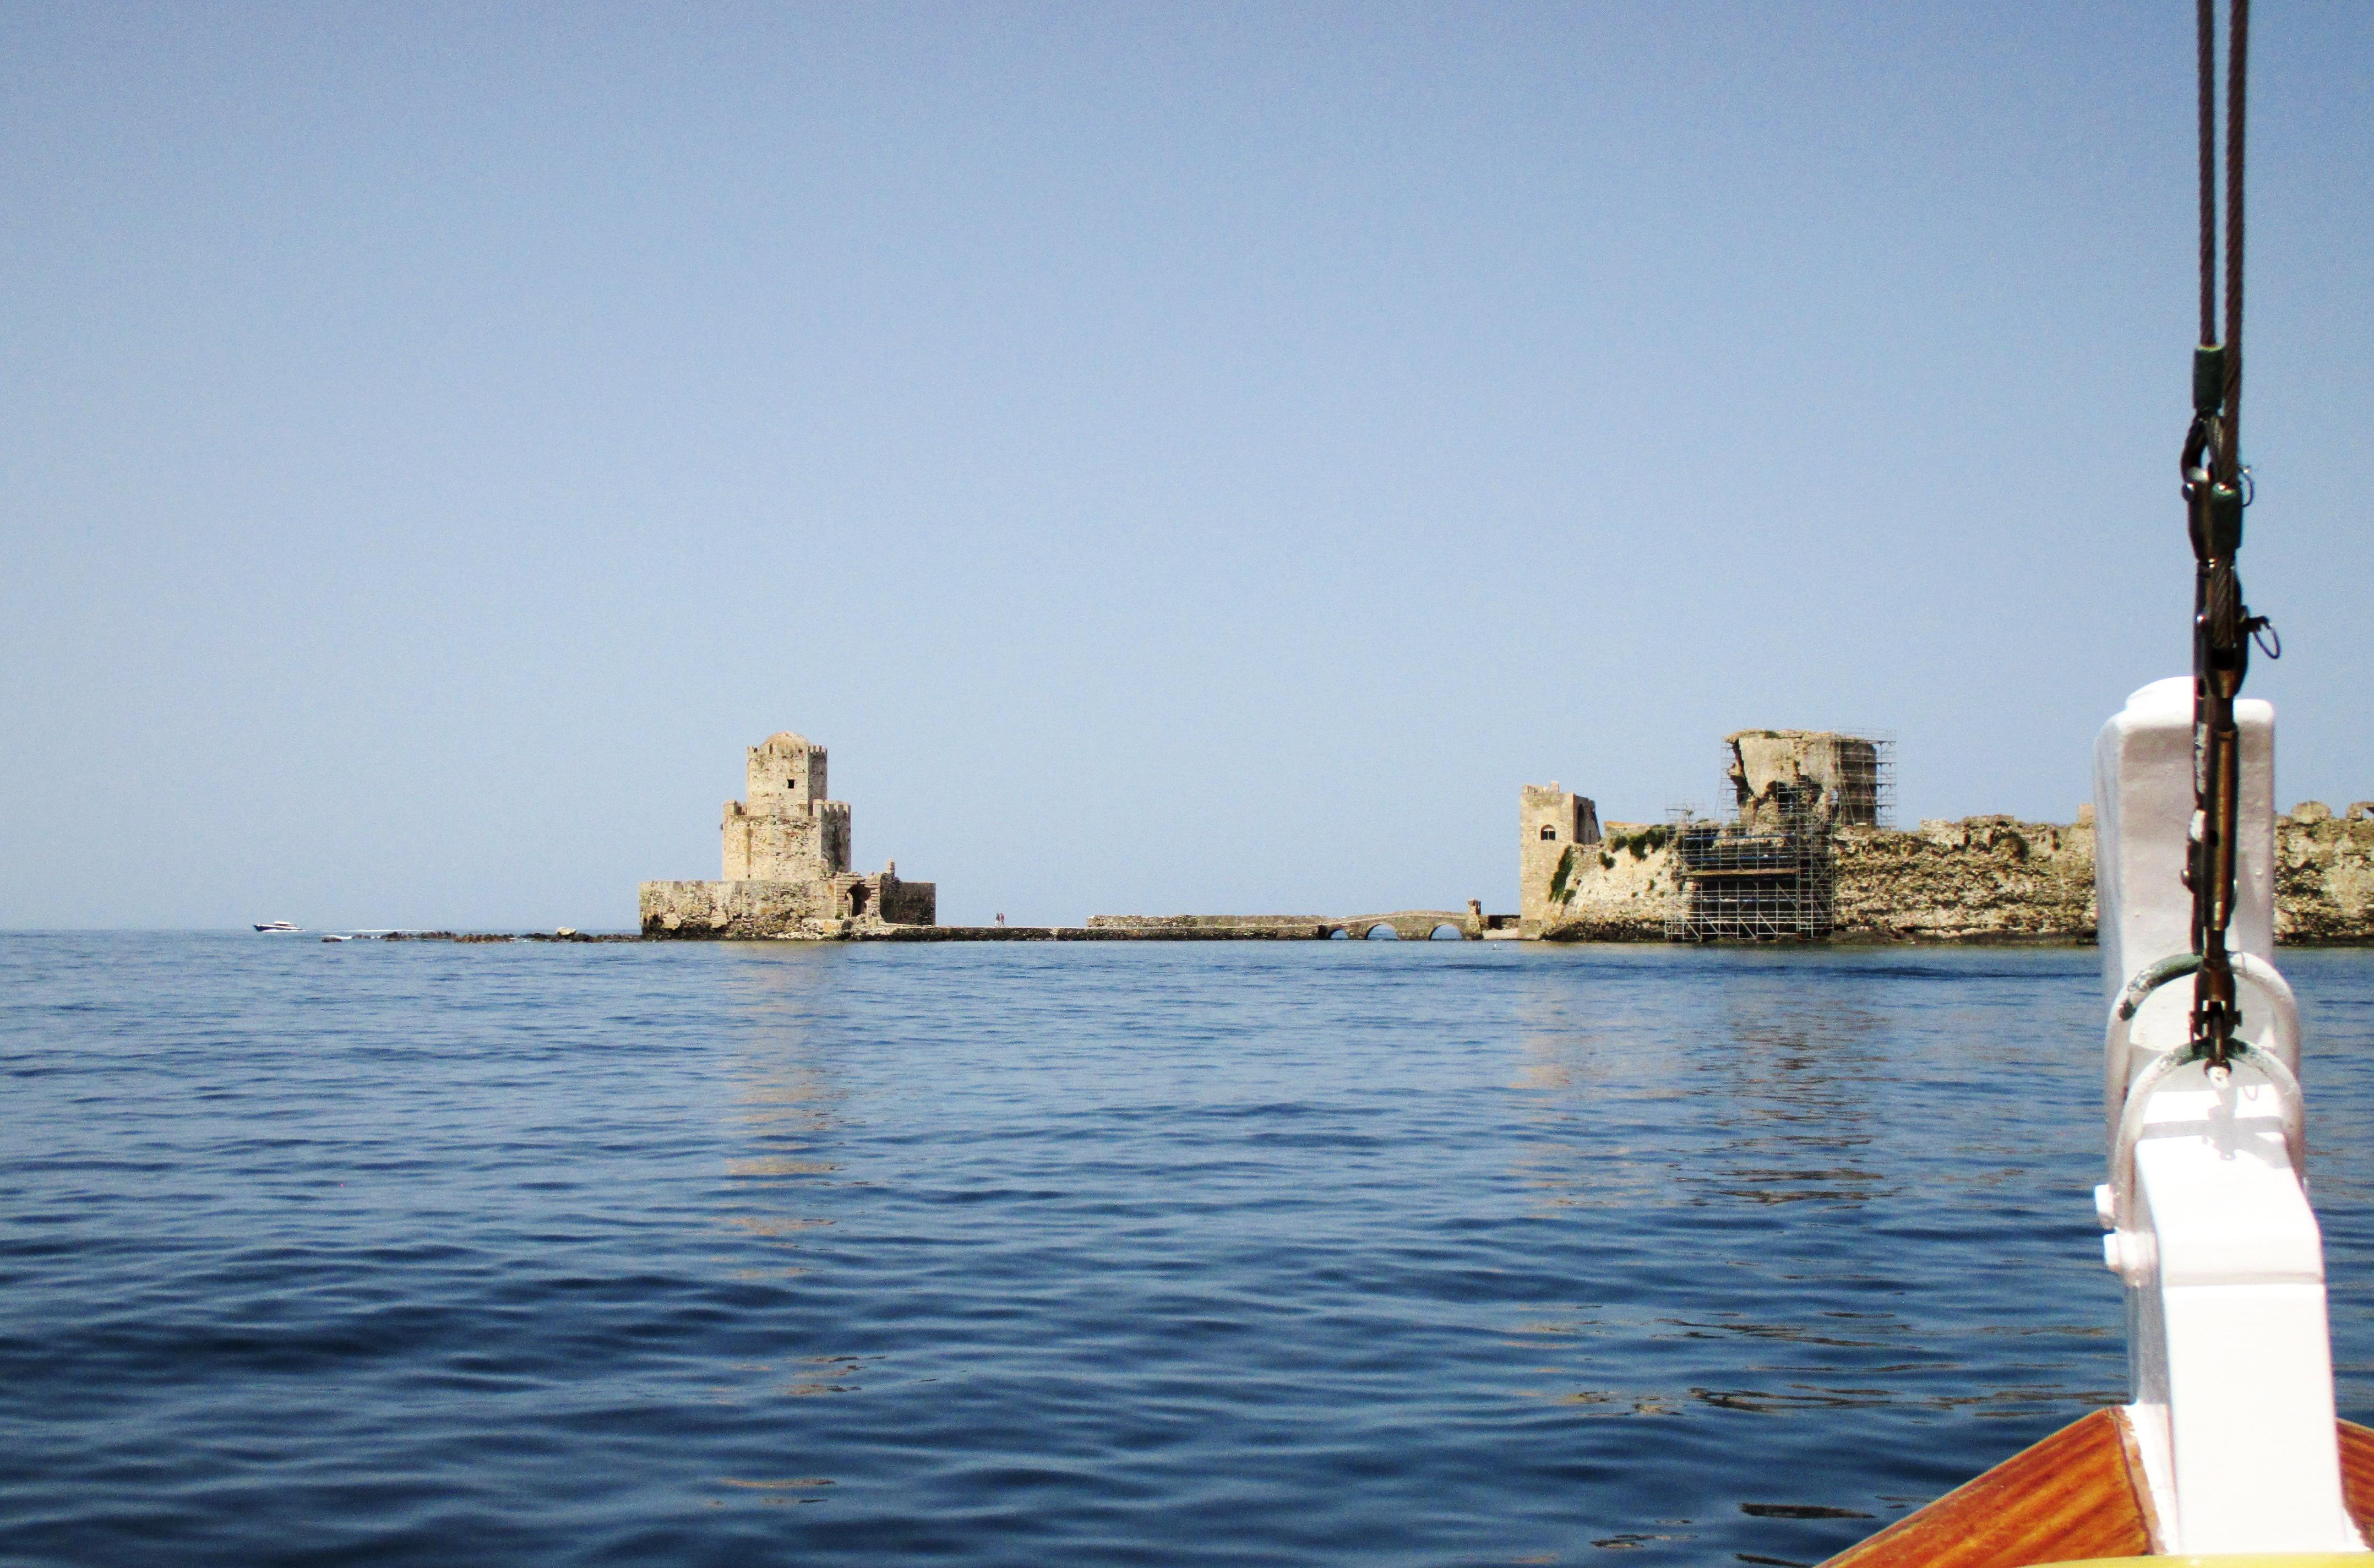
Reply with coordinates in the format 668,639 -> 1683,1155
1522,728 -> 2374,944
633,726 -> 2370,944
640,733 -> 935,938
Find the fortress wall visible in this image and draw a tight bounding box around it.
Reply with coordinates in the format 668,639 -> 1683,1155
1529,822 -> 1683,941
642,879 -> 837,938
640,874 -> 936,939
1521,802 -> 2374,944
1829,817 -> 2097,941
724,807 -> 816,881
874,875 -> 938,927
2275,805 -> 2374,944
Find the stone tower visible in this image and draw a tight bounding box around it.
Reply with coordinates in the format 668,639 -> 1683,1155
641,731 -> 936,938
1725,731 -> 1883,830
722,732 -> 851,880
1518,782 -> 1601,934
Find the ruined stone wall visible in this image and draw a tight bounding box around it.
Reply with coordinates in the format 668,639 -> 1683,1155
1529,813 -> 2098,945
869,873 -> 937,928
1519,797 -> 2374,944
1529,821 -> 1683,941
1830,817 -> 2097,941
2275,803 -> 2374,943
1727,730 -> 1882,829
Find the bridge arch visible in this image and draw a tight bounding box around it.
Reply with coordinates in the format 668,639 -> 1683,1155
1333,911 -> 1483,941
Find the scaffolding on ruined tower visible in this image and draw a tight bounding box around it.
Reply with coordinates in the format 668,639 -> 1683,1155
1662,732 -> 1894,941
1830,728 -> 1898,830
1662,799 -> 1835,940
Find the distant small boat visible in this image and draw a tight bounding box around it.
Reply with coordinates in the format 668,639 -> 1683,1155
253,921 -> 301,933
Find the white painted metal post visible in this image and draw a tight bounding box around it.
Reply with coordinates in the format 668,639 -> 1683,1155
2092,677 -> 2363,1554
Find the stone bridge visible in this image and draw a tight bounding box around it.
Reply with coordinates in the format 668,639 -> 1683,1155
1085,910 -> 1485,940
1325,910 -> 1480,940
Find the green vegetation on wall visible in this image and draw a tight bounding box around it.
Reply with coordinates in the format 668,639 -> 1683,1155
1548,845 -> 1578,907
1603,825 -> 1673,860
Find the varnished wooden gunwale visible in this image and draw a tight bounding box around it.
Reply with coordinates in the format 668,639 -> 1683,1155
1813,1408 -> 2149,1568
2337,1419 -> 2374,1537
1813,1413 -> 2374,1567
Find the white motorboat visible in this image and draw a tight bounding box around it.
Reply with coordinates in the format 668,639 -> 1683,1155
253,921 -> 302,933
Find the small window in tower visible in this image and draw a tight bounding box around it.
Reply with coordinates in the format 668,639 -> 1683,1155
1540,825 -> 1558,840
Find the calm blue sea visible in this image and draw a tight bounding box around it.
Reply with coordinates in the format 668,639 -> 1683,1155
7,934 -> 2374,1567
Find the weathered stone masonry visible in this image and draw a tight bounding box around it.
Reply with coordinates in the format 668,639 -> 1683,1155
1523,783 -> 2374,945
2278,802 -> 2374,943
1520,782 -> 1602,933
641,732 -> 936,938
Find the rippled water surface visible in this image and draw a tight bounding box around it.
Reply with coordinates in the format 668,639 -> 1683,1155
9,934 -> 2374,1567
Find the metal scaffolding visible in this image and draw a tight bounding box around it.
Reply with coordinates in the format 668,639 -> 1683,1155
1825,728 -> 1898,829
1664,732 -> 1893,941
1663,803 -> 1835,940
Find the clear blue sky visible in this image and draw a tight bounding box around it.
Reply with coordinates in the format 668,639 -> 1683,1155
4,3 -> 2368,929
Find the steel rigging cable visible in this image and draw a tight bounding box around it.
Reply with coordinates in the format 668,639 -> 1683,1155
2182,0 -> 2275,1071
